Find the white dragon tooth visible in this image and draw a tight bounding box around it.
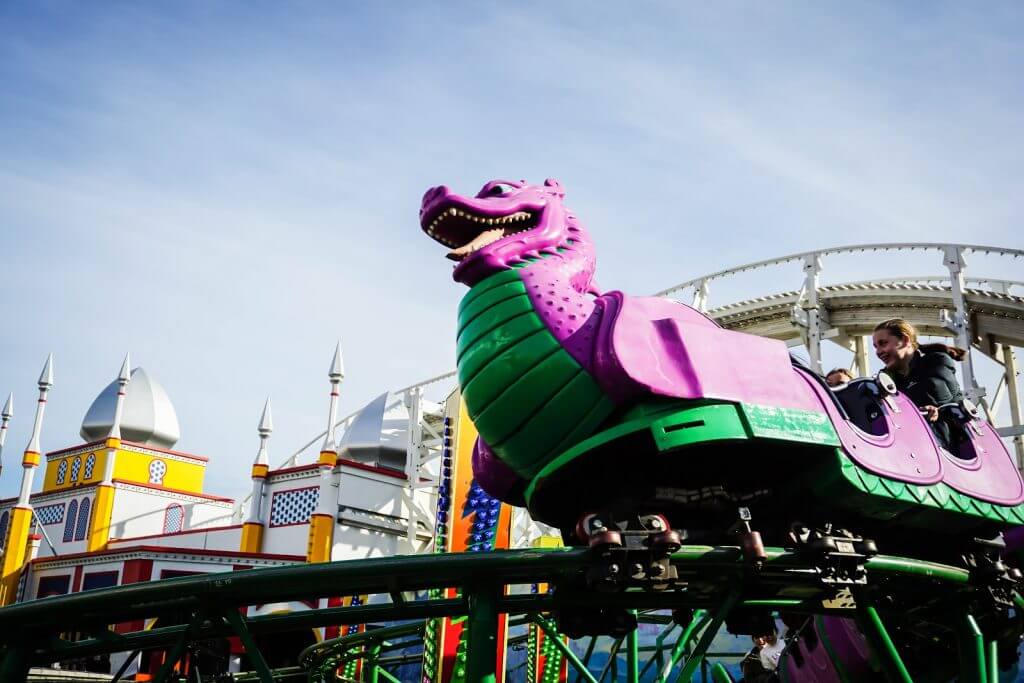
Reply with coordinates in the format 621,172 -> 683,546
449,207 -> 458,216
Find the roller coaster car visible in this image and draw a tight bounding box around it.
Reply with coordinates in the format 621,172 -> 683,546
525,354 -> 1024,564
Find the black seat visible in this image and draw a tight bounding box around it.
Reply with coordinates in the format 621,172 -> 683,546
832,380 -> 886,436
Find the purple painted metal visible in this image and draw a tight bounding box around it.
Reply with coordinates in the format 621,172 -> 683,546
782,617 -> 874,682
939,418 -> 1024,505
794,369 -> 944,486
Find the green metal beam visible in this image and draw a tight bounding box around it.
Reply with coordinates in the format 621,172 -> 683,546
854,603 -> 912,683
531,614 -> 598,683
223,608 -> 275,683
658,610 -> 709,683
0,544 -> 1014,680
955,612 -> 987,683
986,638 -> 998,683
627,610 -> 640,683
0,547 -> 977,636
153,609 -> 207,683
465,585 -> 500,683
673,590 -> 740,683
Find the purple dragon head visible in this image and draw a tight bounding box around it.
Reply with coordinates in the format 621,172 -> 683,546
420,178 -> 594,289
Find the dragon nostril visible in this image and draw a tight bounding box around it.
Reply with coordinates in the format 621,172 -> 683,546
422,185 -> 444,206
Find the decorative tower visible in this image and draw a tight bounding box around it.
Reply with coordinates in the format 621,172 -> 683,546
0,355 -> 53,605
240,398 -> 273,554
307,341 -> 343,563
0,393 -> 12,480
87,354 -> 132,552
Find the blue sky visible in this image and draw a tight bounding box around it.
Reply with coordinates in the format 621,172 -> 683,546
1,2 -> 1022,500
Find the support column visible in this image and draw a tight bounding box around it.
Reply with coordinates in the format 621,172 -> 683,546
955,612 -> 987,683
1003,345 -> 1024,470
692,278 -> 709,312
854,335 -> 871,378
626,610 -> 639,683
802,255 -> 824,374
464,585 -> 499,683
942,247 -> 983,402
854,603 -> 912,683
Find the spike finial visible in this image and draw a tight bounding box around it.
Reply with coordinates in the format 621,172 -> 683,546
107,353 -> 133,442
328,340 -> 344,383
38,353 -> 54,390
258,397 -> 273,436
1,393 -> 11,420
118,353 -> 132,383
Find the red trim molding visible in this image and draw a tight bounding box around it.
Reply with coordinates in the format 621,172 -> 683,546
268,464 -> 320,477
112,479 -> 234,503
47,440 -> 210,463
338,458 -> 407,480
110,524 -> 244,544
33,545 -> 305,565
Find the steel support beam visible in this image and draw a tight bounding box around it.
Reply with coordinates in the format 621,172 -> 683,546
955,612 -> 987,683
801,254 -> 824,374
673,590 -> 739,683
1003,344 -> 1024,469
531,614 -> 598,683
942,247 -> 984,402
854,603 -> 912,683
465,585 -> 500,683
658,610 -> 709,682
626,610 -> 640,683
854,335 -> 871,378
223,608 -> 274,683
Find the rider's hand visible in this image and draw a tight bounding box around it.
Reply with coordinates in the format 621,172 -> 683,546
922,405 -> 939,422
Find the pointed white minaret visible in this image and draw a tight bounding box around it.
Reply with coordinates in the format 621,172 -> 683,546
241,398 -> 273,554
18,355 -> 53,505
320,340 -> 345,459
100,353 -> 132,485
87,354 -> 132,553
309,341 -> 344,562
250,397 -> 273,519
0,393 -> 12,479
3,356 -> 52,605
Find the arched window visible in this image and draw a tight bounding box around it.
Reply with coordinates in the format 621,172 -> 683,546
74,498 -> 91,541
163,504 -> 184,534
56,459 -> 68,485
83,454 -> 96,480
63,500 -> 78,542
70,457 -> 82,483
0,510 -> 9,549
148,459 -> 167,485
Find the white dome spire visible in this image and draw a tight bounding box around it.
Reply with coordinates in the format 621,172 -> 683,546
81,367 -> 181,448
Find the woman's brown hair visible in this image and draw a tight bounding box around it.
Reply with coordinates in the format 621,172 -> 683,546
873,318 -> 966,361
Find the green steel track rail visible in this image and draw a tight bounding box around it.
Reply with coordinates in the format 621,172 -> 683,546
0,546 -> 1008,683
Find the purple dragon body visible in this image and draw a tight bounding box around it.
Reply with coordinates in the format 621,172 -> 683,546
420,178 -> 1023,512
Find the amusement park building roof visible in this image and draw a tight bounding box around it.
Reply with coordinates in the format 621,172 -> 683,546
80,367 -> 181,448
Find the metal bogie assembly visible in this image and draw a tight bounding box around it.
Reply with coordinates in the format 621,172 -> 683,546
963,536 -> 1024,610
787,523 -> 879,586
574,512 -> 683,592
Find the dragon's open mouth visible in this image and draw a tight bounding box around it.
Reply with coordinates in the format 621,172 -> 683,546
423,206 -> 539,261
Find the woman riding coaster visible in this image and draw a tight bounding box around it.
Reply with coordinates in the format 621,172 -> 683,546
871,318 -> 967,448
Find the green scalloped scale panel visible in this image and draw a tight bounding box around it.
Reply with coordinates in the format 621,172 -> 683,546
815,449 -> 1024,528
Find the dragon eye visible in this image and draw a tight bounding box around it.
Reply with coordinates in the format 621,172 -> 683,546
484,183 -> 514,197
